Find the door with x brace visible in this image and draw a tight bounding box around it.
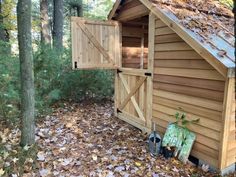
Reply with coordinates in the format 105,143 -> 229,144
115,68 -> 152,130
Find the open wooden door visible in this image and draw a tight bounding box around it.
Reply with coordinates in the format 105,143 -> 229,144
71,17 -> 152,132
71,17 -> 121,69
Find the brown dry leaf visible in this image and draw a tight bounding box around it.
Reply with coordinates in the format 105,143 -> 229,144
217,50 -> 227,57
1,101 -> 230,176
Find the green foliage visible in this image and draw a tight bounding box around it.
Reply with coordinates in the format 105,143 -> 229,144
1,0 -> 17,31
0,0 -> 115,123
219,0 -> 233,8
59,69 -> 114,101
0,42 -> 20,123
33,45 -> 114,116
84,0 -> 114,20
174,108 -> 199,129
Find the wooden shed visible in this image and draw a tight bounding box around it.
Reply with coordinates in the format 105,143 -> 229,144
71,0 -> 235,173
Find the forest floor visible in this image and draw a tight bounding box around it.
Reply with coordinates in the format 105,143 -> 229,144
0,101 -> 235,177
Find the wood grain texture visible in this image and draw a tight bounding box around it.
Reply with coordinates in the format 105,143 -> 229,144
153,82 -> 224,102
71,17 -> 121,69
219,78 -> 236,169
151,17 -> 227,169
153,75 -> 225,92
154,67 -> 225,81
154,59 -> 214,70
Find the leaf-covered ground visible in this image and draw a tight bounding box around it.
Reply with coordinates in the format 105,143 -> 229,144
0,101 -> 235,177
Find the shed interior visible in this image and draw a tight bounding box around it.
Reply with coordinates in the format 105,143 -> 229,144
121,16 -> 149,69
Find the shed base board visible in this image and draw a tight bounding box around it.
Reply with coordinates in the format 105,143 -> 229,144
220,163 -> 236,176
198,159 -> 235,175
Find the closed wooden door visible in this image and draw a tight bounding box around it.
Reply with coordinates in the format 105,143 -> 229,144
115,68 -> 152,131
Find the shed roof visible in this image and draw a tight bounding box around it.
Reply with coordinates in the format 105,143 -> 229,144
109,0 -> 235,77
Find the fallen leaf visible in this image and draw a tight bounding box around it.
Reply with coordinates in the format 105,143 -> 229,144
23,145 -> 30,151
37,151 -> 45,161
0,168 -> 5,176
12,157 -> 19,163
135,161 -> 142,167
39,168 -> 50,177
217,50 -> 227,57
61,158 -> 73,166
114,166 -> 125,172
92,154 -> 97,161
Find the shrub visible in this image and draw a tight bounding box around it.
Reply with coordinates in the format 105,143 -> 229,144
0,43 -> 20,123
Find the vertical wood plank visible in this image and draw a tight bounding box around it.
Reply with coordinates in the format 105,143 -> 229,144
146,12 -> 155,129
71,20 -> 76,68
139,25 -> 145,117
87,24 -> 92,63
114,22 -> 122,117
219,77 -> 235,170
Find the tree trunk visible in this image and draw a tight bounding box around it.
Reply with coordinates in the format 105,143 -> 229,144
52,0 -> 63,49
77,3 -> 83,17
40,0 -> 51,45
17,0 -> 35,146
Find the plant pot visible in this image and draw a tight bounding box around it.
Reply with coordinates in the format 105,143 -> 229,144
162,146 -> 176,159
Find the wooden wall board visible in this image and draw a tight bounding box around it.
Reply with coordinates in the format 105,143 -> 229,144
153,82 -> 224,102
154,59 -> 214,70
155,34 -> 183,43
154,68 -> 225,81
121,18 -> 149,69
154,50 -> 203,60
153,75 -> 225,92
219,78 -> 236,169
153,96 -> 222,122
152,17 -> 227,169
116,5 -> 149,22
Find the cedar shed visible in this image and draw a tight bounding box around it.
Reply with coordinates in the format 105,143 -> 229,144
71,0 -> 235,174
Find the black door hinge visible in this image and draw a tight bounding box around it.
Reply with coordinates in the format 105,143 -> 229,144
74,62 -> 78,69
145,72 -> 152,76
117,108 -> 122,113
117,69 -> 122,73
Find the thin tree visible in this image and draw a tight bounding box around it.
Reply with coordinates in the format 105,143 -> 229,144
52,0 -> 63,49
17,0 -> 35,146
40,0 -> 51,45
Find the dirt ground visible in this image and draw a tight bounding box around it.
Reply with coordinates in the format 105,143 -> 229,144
0,101 -> 235,177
